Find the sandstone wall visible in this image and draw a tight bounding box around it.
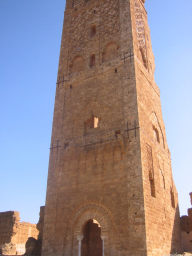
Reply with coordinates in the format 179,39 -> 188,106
42,0 -> 182,255
42,0 -> 147,255
129,0 -> 182,254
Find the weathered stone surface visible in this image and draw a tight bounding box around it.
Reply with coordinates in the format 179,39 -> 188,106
42,0 -> 182,256
1,243 -> 16,255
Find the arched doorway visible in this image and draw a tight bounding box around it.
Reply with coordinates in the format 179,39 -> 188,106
81,219 -> 102,256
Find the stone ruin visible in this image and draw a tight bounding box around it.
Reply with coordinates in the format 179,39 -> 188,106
181,193 -> 192,253
0,207 -> 44,256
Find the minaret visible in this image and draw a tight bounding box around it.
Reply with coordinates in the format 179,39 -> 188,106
42,0 -> 181,255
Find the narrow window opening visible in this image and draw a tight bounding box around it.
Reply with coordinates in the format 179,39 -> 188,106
84,116 -> 99,131
90,54 -> 96,68
149,172 -> 156,198
150,178 -> 156,198
90,25 -> 96,37
115,68 -> 118,73
94,117 -> 99,128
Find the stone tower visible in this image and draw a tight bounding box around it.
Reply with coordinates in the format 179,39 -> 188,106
42,0 -> 181,255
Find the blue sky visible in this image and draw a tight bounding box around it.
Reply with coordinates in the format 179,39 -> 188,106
0,0 -> 191,224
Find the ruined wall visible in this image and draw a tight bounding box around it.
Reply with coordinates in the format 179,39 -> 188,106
0,212 -> 19,255
181,193 -> 192,253
23,206 -> 45,256
0,211 -> 38,255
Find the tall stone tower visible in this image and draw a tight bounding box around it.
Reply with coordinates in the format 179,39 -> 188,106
42,0 -> 181,255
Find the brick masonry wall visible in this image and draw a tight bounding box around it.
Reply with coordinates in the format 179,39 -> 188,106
131,0 -> 182,255
42,1 -> 146,256
42,0 -> 182,256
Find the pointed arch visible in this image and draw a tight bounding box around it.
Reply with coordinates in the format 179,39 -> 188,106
70,55 -> 85,73
71,203 -> 117,256
72,203 -> 112,237
150,112 -> 165,148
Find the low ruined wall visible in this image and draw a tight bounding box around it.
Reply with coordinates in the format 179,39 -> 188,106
181,213 -> 192,253
181,193 -> 192,253
181,231 -> 192,253
13,221 -> 38,255
0,211 -> 38,255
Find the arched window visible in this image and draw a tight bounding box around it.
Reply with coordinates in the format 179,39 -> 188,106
70,56 -> 84,73
102,42 -> 119,62
150,112 -> 165,148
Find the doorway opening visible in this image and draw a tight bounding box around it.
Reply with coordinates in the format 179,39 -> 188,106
81,219 -> 102,256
